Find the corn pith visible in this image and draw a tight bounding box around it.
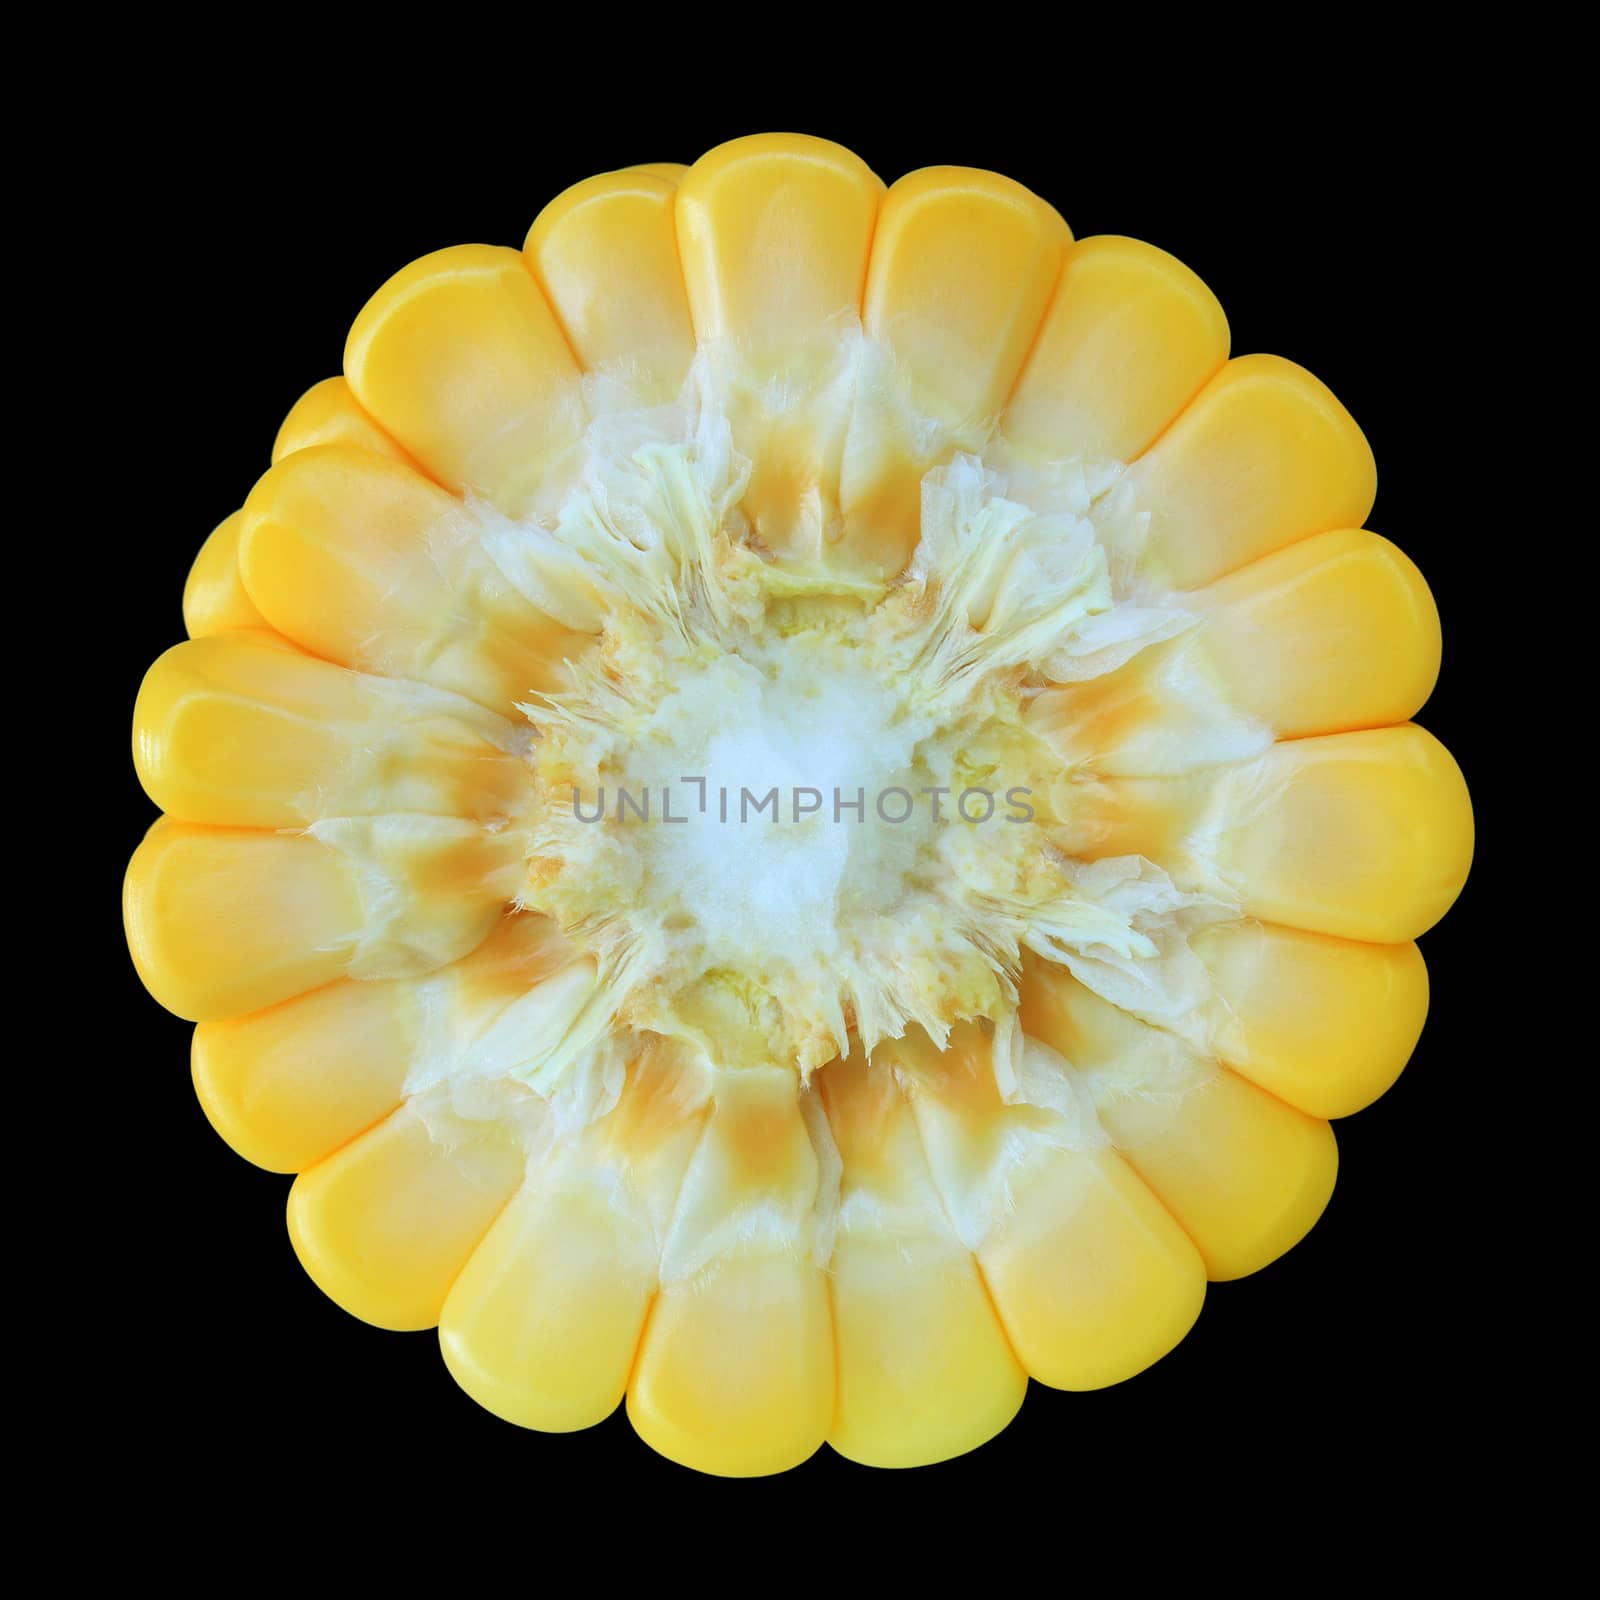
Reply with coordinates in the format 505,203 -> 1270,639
125,134 -> 1473,1476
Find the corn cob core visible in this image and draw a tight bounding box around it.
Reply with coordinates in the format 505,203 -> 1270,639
517,417 -> 1141,1076
127,135 -> 1474,1478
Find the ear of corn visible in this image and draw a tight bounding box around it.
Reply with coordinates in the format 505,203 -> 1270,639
126,134 -> 1472,1475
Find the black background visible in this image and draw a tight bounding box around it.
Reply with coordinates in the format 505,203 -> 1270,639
98,96 -> 1498,1505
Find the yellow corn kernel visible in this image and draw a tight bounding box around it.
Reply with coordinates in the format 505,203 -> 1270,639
675,134 -> 881,350
127,808 -> 523,1021
193,979 -> 416,1175
193,915 -> 573,1173
1021,966 -> 1338,1280
182,511 -> 267,638
629,1253 -> 835,1477
1188,527 -> 1441,736
239,443 -> 591,711
861,167 -> 1070,422
819,1050 -> 1025,1467
272,376 -> 410,464
125,818 -> 363,1021
1194,921 -> 1428,1118
675,134 -> 882,570
885,1023 -> 1206,1389
345,245 -> 584,516
525,170 -> 695,404
1029,526 -> 1442,776
288,1102 -> 525,1331
1205,726 -> 1473,943
980,1146 -> 1207,1388
1003,235 -> 1229,464
441,1048 -> 706,1434
1129,353 -> 1377,588
842,167 -> 1069,574
134,632 -> 529,828
1052,724 -> 1473,943
627,1068 -> 835,1476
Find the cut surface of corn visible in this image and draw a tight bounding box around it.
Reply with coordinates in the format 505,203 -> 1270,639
128,134 -> 1471,1474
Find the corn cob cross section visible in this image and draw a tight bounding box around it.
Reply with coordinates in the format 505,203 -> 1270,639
127,135 -> 1472,1475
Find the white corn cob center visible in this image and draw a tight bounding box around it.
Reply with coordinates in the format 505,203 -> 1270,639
494,349 -> 1243,1086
